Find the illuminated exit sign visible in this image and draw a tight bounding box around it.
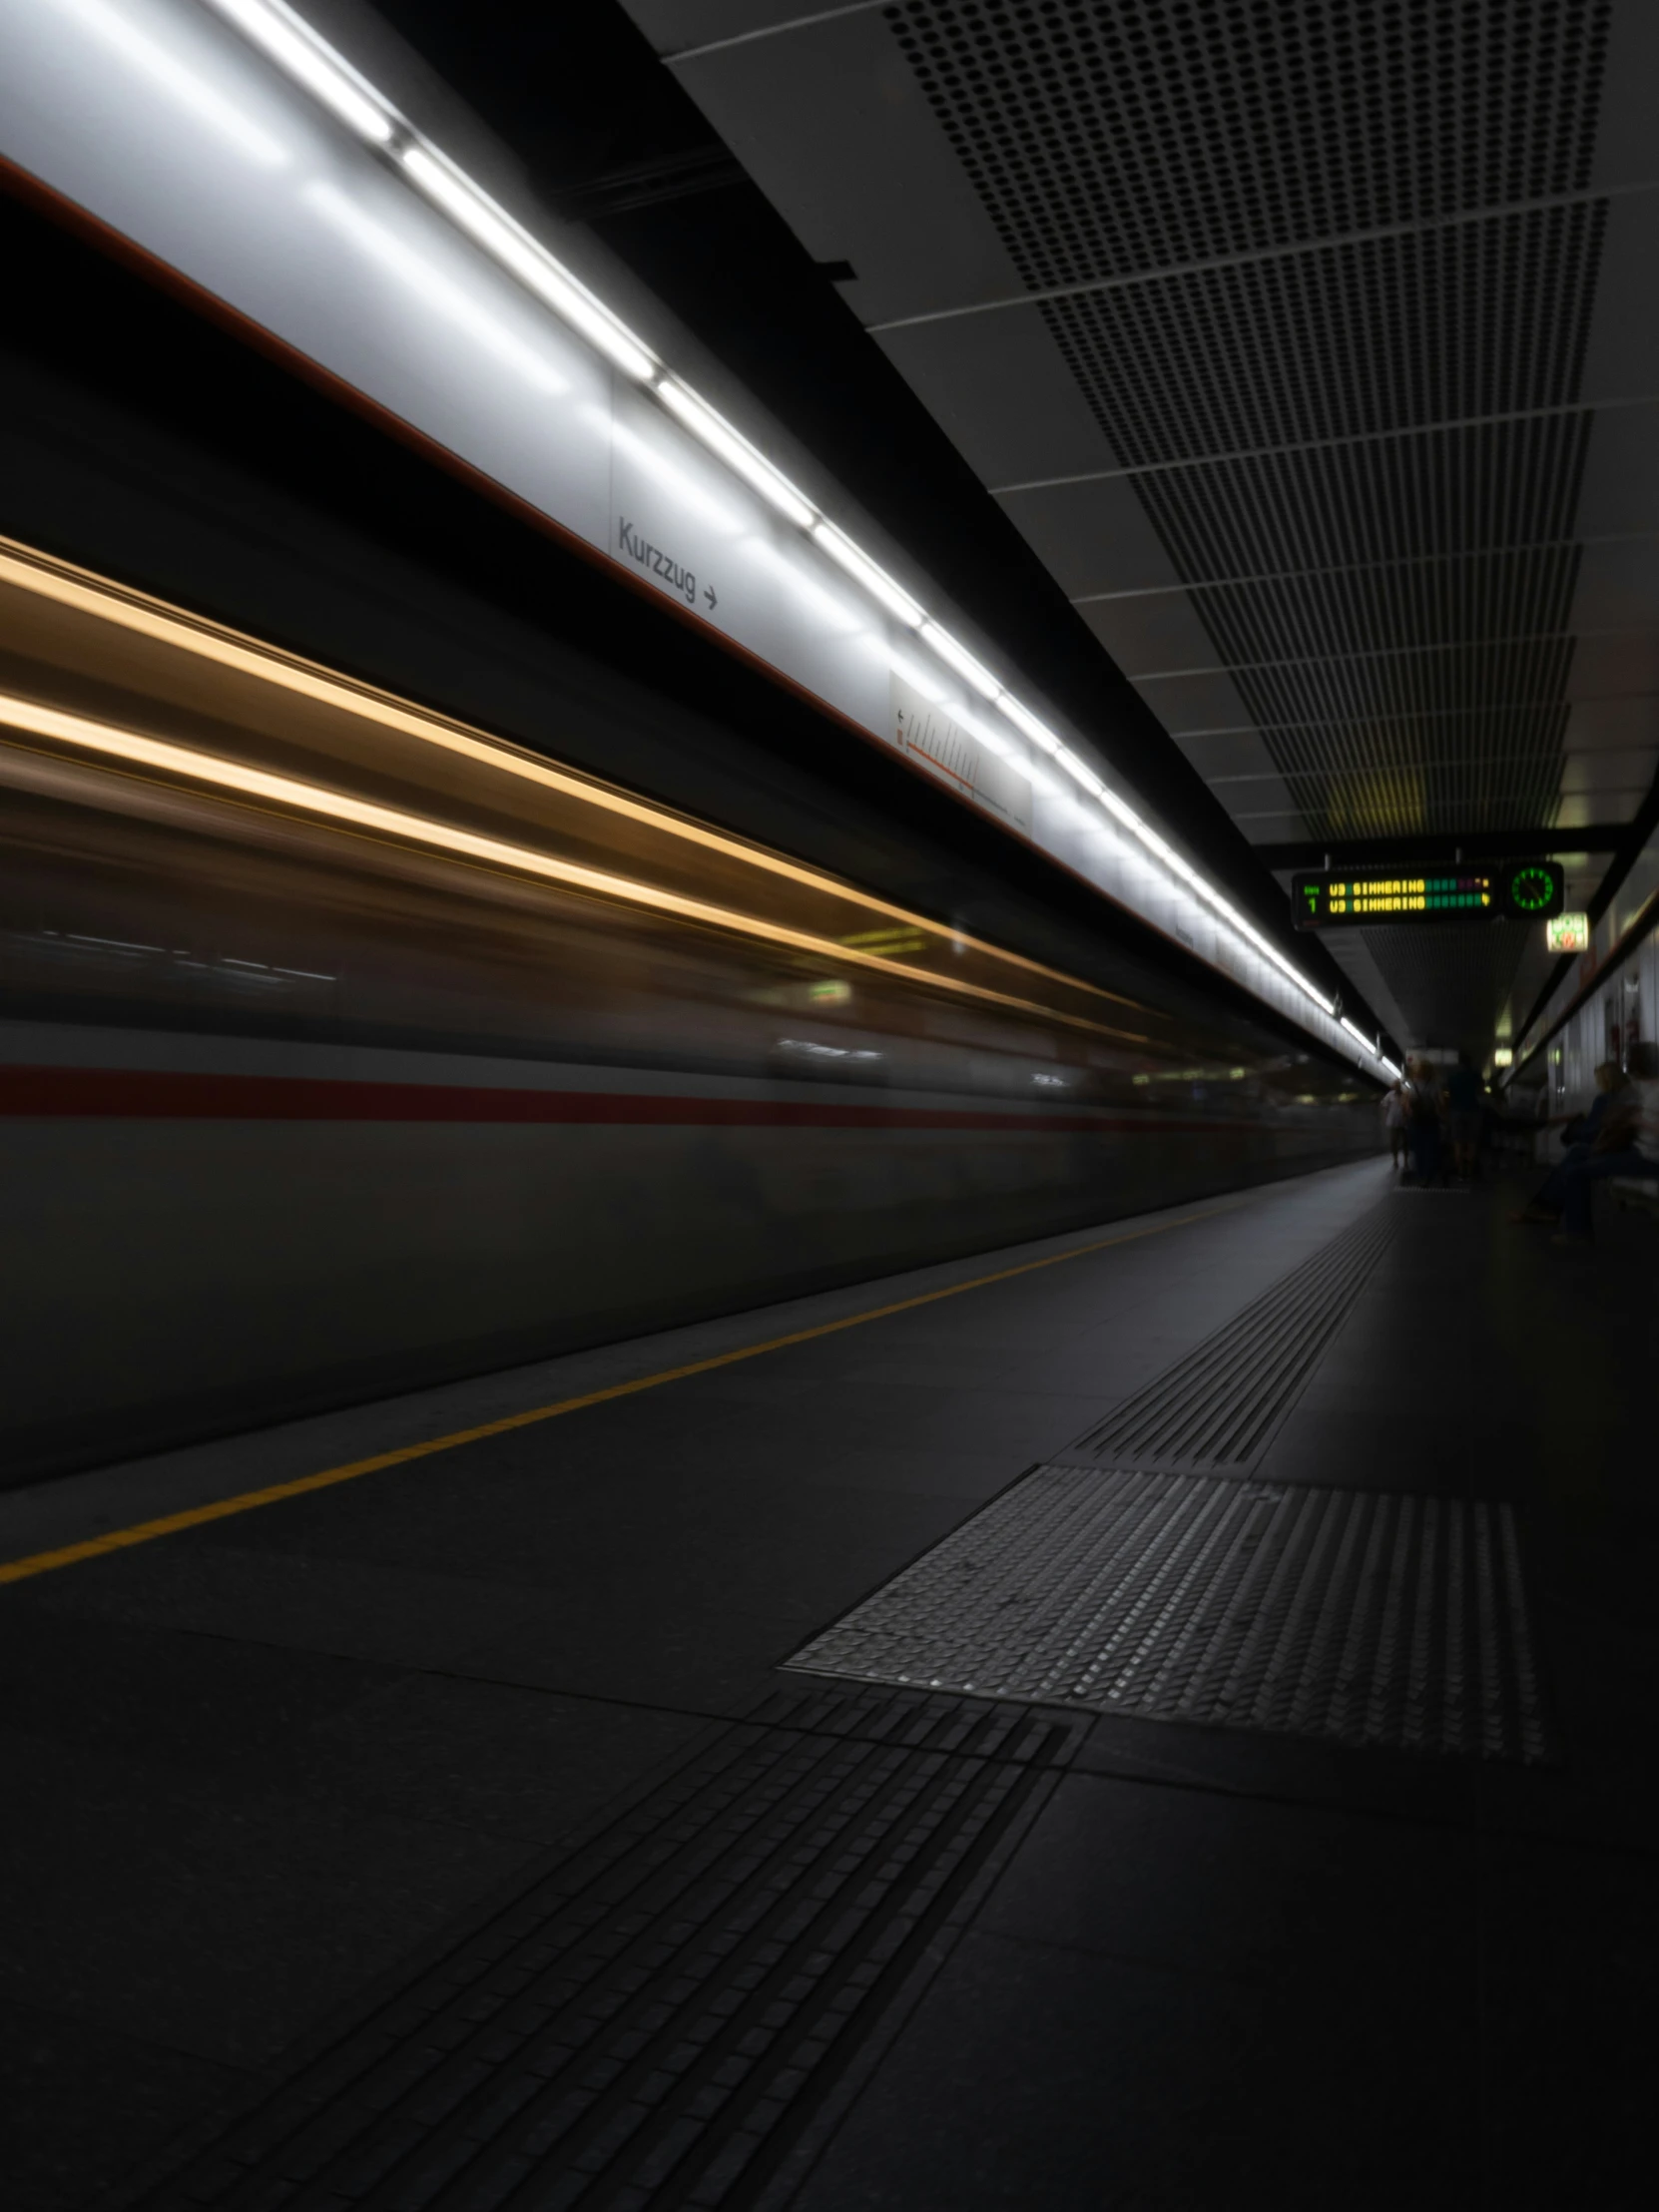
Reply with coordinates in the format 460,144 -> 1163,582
1545,911 -> 1590,953
1290,860 -> 1564,929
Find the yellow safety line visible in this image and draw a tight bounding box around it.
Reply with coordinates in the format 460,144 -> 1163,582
0,1199 -> 1243,1587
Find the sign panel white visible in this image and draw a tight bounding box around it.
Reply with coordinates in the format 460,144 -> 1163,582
1545,911 -> 1590,953
890,674 -> 1031,834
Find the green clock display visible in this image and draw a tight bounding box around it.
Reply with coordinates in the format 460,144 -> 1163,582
1507,864 -> 1556,914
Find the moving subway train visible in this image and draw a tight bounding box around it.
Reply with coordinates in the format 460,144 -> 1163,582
0,536 -> 1378,1482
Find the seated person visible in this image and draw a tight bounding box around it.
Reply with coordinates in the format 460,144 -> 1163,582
1556,1044 -> 1659,1244
1511,1061 -> 1629,1224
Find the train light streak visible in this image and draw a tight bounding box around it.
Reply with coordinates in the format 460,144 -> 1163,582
0,540 -> 1131,1013
0,692 -> 1147,1043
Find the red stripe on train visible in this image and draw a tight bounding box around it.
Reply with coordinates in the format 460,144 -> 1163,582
0,1065 -> 1250,1135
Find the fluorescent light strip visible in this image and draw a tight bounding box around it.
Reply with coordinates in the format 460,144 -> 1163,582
207,0 -> 389,142
657,381 -> 816,528
399,148 -> 657,380
997,694 -> 1063,755
811,522 -> 923,628
194,0 -> 1361,1062
303,184 -> 568,395
1340,1015 -> 1379,1053
0,693 -> 1143,1042
919,620 -> 999,700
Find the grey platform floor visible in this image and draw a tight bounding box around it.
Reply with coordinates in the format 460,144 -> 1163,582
2,1158 -> 1654,2209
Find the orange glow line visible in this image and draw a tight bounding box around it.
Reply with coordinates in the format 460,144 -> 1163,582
0,535 -> 1141,1014
0,694 -> 1146,1043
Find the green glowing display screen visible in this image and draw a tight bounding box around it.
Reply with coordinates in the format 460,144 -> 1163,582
1290,860 -> 1564,929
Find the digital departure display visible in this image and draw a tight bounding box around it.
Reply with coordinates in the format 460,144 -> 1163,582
1290,860 -> 1564,929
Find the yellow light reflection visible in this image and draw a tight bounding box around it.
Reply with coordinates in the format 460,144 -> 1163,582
0,536 -> 1140,1015
0,692 -> 1145,1044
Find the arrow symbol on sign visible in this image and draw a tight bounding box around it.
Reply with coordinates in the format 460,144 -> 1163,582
705,585 -> 718,609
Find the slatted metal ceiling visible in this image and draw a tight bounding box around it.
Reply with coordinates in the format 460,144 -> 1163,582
634,0 -> 1659,1048
889,0 -> 1604,857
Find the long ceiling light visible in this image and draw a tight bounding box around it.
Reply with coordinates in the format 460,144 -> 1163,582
206,0 -> 390,143
398,147 -> 658,382
811,521 -> 923,628
194,0 -> 1365,1064
919,619 -> 1000,701
657,380 -> 816,527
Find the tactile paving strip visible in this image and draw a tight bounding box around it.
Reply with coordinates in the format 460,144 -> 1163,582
1054,1204 -> 1395,1473
789,1468 -> 1553,1763
122,1686 -> 1085,2212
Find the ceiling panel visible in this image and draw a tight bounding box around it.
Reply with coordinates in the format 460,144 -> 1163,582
997,477 -> 1182,598
1568,631 -> 1659,698
1559,749 -> 1657,797
1131,669 -> 1261,737
1077,590 -> 1223,680
1179,729 -> 1299,784
877,309 -> 1118,488
1348,922 -> 1538,1053
1573,405 -> 1659,534
1565,695 -> 1659,749
637,0 -> 1659,1048
1568,533 -> 1659,630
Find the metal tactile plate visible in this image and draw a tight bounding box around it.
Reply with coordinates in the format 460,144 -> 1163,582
789,1467 -> 1553,1762
123,1687 -> 1085,2212
1054,1205 -> 1394,1474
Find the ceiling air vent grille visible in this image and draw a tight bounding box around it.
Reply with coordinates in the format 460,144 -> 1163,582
1337,920 -> 1540,1046
1039,206 -> 1607,469
1127,415 -> 1595,584
886,0 -> 1612,1040
1185,546 -> 1585,667
887,0 -> 1609,287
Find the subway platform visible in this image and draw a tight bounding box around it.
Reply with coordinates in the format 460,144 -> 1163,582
3,1158 -> 1654,2212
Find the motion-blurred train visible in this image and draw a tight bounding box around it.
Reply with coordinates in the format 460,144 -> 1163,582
0,537 -> 1377,1481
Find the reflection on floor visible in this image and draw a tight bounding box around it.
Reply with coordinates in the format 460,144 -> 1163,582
2,1159 -> 1653,2209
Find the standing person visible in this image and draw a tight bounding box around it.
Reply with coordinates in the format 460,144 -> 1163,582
1382,1080 -> 1408,1170
1404,1056 -> 1445,1186
1444,1052 -> 1482,1179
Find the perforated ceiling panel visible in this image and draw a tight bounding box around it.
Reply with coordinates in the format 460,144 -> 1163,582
640,0 -> 1656,1050
879,0 -> 1613,1044
1341,920 -> 1539,1051
887,2 -> 1607,280
887,1 -> 1608,826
